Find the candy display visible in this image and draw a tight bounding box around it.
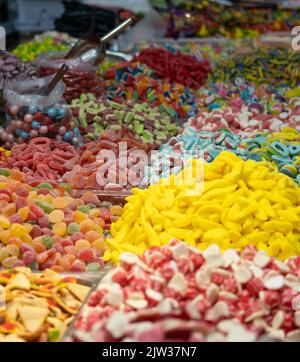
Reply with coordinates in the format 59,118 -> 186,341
62,128 -> 151,191
0,170 -> 116,271
0,51 -> 37,91
36,52 -> 104,103
69,94 -> 180,145
1,5 -> 300,344
106,151 -> 300,263
1,76 -> 80,148
70,240 -> 300,342
0,268 -> 90,342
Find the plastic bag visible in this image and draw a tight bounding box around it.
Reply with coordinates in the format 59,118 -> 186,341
35,51 -> 104,103
4,74 -> 66,109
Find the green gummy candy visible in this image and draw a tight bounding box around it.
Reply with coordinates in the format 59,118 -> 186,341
110,124 -> 121,131
124,112 -> 134,124
42,236 -> 53,249
77,205 -> 92,213
67,222 -> 80,235
36,183 -> 53,190
86,262 -> 100,272
101,201 -> 112,209
134,124 -> 144,135
36,201 -> 54,214
28,262 -> 39,270
47,329 -> 60,342
142,130 -> 153,143
0,168 -> 11,177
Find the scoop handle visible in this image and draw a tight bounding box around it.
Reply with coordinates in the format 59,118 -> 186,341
101,18 -> 133,43
41,63 -> 69,96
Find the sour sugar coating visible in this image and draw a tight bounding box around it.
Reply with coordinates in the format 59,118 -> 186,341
62,127 -> 151,191
70,241 -> 300,342
69,94 -> 180,147
137,48 -> 211,89
0,138 -> 79,181
106,151 -> 300,263
0,170 -> 115,271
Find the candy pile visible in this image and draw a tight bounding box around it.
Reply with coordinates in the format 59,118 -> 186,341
210,48 -> 300,87
244,129 -> 300,185
69,94 -> 180,146
164,129 -> 252,162
103,59 -> 202,119
12,36 -> 68,62
0,268 -> 90,342
62,128 -> 151,191
106,151 -> 300,263
137,48 -> 211,89
0,51 -> 37,90
0,170 -> 115,271
70,241 -> 300,342
187,106 -> 300,135
0,138 -> 78,181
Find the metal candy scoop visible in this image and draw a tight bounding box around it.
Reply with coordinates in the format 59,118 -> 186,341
64,18 -> 133,66
32,63 -> 69,96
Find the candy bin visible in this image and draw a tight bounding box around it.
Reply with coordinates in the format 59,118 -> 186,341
1,75 -> 82,149
35,51 -> 104,103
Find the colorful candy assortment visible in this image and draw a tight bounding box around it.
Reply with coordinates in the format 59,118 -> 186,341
70,240 -> 300,342
1,17 -> 300,344
0,268 -> 90,342
0,170 -> 117,272
106,151 -> 300,263
69,94 -> 180,146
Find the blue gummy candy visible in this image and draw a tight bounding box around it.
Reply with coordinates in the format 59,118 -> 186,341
64,132 -> 72,141
31,121 -> 41,129
270,141 -> 289,157
271,155 -> 292,165
20,131 -> 29,139
47,108 -> 57,118
288,144 -> 300,156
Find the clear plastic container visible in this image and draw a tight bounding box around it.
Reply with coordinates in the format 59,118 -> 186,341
1,75 -> 83,148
